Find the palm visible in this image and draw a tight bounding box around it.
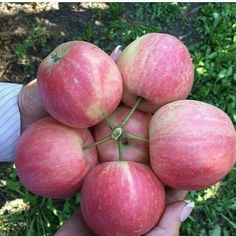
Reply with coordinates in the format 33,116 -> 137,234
55,189 -> 188,236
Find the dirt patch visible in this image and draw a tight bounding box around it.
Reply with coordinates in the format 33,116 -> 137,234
0,2 -> 114,208
0,2 -> 201,85
0,3 -> 111,84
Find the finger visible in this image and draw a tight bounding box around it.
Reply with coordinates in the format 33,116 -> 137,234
165,187 -> 188,205
54,209 -> 94,236
110,45 -> 122,62
24,79 -> 44,113
145,201 -> 194,236
25,78 -> 37,87
23,79 -> 46,116
19,79 -> 48,131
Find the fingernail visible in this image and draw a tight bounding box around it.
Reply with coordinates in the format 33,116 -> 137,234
180,202 -> 195,222
110,45 -> 122,62
113,45 -> 122,54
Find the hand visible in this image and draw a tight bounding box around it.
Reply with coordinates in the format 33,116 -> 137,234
54,46 -> 194,235
145,189 -> 193,236
54,189 -> 194,236
18,45 -> 122,133
54,209 -> 95,236
18,79 -> 48,132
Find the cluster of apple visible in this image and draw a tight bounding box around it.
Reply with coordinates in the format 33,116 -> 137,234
15,33 -> 236,236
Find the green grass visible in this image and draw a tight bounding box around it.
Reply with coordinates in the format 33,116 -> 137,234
14,17 -> 48,82
1,3 -> 236,236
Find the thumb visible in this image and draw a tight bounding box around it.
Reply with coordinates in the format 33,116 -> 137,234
145,201 -> 194,236
54,209 -> 94,236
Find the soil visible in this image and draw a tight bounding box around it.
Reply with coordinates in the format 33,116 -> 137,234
0,2 -> 201,84
0,2 -> 101,205
0,3 -> 114,83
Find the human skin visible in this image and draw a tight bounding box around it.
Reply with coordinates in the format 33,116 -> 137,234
18,48 -> 191,236
18,79 -> 48,132
18,44 -> 123,132
54,209 -> 95,236
55,188 -> 188,236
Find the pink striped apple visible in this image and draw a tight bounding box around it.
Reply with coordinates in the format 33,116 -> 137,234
80,161 -> 165,236
149,100 -> 236,190
15,116 -> 97,198
93,105 -> 151,163
37,41 -> 123,128
117,33 -> 194,113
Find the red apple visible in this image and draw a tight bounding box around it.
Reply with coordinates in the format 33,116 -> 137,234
37,41 -> 123,128
149,100 -> 236,190
117,33 -> 194,113
93,105 -> 151,163
80,161 -> 165,236
15,116 -> 97,198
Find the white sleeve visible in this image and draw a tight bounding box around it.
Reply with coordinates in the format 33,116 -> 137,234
0,82 -> 23,162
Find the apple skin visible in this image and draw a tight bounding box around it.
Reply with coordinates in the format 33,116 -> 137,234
117,33 -> 194,113
80,161 -> 165,236
149,100 -> 236,190
15,116 -> 97,199
37,41 -> 123,128
93,105 -> 151,163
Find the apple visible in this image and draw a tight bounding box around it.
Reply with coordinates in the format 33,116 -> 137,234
93,105 -> 151,163
15,116 -> 97,198
117,33 -> 194,113
37,41 -> 123,128
149,100 -> 236,190
80,161 -> 165,236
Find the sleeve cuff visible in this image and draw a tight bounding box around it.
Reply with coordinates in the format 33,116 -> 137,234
0,83 -> 23,162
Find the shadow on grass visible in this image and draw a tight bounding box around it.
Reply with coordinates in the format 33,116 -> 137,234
0,2 -> 201,84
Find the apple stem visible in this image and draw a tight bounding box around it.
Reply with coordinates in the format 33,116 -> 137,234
118,140 -> 124,161
106,118 -> 116,130
125,132 -> 149,143
119,96 -> 142,128
83,135 -> 112,150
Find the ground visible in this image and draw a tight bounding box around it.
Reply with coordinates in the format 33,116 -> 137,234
0,2 -> 236,236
